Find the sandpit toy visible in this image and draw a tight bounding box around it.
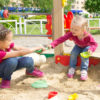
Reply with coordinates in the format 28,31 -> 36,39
67,93 -> 78,100
31,80 -> 48,88
24,53 -> 46,66
35,49 -> 43,54
41,53 -> 54,58
47,91 -> 59,100
80,51 -> 91,58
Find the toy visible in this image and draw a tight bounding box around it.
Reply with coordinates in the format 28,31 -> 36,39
24,53 -> 46,66
67,93 -> 78,100
31,80 -> 48,88
41,53 -> 54,58
35,49 -> 43,54
47,91 -> 59,100
80,51 -> 91,58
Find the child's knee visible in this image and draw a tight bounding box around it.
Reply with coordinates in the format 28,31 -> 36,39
23,57 -> 34,67
5,58 -> 18,66
4,58 -> 18,70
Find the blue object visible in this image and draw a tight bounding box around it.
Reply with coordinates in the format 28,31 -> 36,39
0,10 -> 4,18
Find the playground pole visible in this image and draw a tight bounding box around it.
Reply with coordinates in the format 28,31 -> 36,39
52,0 -> 64,56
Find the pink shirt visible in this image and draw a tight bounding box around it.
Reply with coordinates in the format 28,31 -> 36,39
51,32 -> 98,52
0,43 -> 14,63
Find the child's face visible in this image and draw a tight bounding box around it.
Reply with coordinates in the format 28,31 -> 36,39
0,32 -> 13,50
71,24 -> 83,36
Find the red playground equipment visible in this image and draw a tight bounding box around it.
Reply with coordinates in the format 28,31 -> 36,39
45,15 -> 52,39
55,54 -> 100,67
46,11 -> 74,39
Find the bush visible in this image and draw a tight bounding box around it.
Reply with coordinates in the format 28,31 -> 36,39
84,14 -> 89,18
28,15 -> 47,19
0,14 -> 20,28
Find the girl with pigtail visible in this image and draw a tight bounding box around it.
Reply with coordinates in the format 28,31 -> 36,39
0,24 -> 45,88
49,15 -> 98,81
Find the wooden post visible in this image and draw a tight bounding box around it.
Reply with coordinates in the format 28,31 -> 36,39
52,0 -> 64,56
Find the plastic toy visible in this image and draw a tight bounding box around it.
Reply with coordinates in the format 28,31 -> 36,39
24,53 -> 46,66
31,80 -> 48,88
41,53 -> 54,58
67,93 -> 78,100
80,51 -> 91,58
47,91 -> 59,100
35,49 -> 43,54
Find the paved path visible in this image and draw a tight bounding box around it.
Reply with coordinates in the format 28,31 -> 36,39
13,35 -> 100,56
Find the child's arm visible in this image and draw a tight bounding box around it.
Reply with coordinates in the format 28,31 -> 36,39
3,46 -> 44,59
88,35 -> 98,53
12,45 -> 32,51
51,32 -> 72,48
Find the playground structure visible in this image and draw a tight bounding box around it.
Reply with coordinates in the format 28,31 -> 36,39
0,0 -> 100,67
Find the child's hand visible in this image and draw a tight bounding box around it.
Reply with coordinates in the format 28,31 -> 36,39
42,44 -> 53,50
88,50 -> 92,55
31,46 -> 45,53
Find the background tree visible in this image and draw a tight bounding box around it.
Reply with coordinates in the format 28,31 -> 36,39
22,0 -> 74,13
0,0 -> 10,9
84,0 -> 100,14
22,0 -> 34,7
64,0 -> 74,14
33,0 -> 53,13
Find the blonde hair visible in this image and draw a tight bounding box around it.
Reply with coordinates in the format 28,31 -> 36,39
71,15 -> 89,32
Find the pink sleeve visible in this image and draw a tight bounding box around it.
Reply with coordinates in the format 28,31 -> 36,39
0,51 -> 6,61
51,32 -> 72,48
10,42 -> 14,48
88,35 -> 98,52
6,42 -> 15,51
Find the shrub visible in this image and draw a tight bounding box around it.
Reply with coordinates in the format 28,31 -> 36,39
0,14 -> 20,28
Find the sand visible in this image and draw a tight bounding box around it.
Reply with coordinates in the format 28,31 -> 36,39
0,36 -> 100,100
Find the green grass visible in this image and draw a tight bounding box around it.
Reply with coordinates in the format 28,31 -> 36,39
10,24 -> 47,35
2,19 -> 100,35
89,20 -> 99,27
90,30 -> 100,35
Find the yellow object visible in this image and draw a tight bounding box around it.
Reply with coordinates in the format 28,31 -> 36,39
63,53 -> 70,56
62,0 -> 67,7
68,93 -> 78,100
0,78 -> 2,83
57,57 -> 60,61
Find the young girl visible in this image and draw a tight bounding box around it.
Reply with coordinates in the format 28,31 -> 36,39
49,15 -> 98,81
0,24 -> 45,88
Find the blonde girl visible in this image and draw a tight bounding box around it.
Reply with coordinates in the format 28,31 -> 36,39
50,15 -> 98,81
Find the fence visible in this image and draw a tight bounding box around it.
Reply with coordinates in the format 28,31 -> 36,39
0,18 -> 100,36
